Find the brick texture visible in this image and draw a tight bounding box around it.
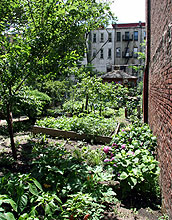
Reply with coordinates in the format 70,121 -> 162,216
148,0 -> 172,217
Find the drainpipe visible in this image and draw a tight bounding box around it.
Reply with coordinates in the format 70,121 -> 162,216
143,0 -> 151,123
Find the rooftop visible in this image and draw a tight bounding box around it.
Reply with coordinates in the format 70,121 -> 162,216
101,70 -> 137,79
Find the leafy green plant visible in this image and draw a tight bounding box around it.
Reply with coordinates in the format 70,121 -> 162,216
13,88 -> 51,120
36,115 -> 117,136
72,145 -> 105,166
61,192 -> 106,220
103,123 -> 160,198
158,214 -> 169,220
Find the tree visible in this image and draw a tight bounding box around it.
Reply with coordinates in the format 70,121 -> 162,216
0,0 -> 114,159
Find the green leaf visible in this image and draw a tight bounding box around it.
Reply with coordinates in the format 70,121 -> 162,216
18,213 -> 29,220
28,183 -> 38,196
148,164 -> 155,170
4,213 -> 16,220
19,194 -> 28,212
130,177 -> 137,188
2,199 -> 17,212
45,204 -> 52,215
33,179 -> 43,191
132,168 -> 139,176
135,150 -> 141,155
119,172 -> 128,180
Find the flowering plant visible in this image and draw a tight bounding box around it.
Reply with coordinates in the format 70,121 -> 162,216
103,123 -> 160,197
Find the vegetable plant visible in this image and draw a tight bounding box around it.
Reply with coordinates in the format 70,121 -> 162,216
36,115 -> 117,136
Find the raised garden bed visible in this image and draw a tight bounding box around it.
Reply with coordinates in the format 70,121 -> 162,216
34,116 -> 120,144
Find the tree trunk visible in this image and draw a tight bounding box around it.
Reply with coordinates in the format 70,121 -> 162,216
6,104 -> 17,160
85,94 -> 89,111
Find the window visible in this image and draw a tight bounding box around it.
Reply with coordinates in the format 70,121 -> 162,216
144,31 -> 146,40
125,32 -> 129,40
116,47 -> 121,57
133,47 -> 138,58
108,48 -> 112,59
134,31 -> 138,41
108,33 -> 112,42
100,49 -> 104,59
117,32 -> 121,41
93,33 -> 96,43
125,48 -> 130,57
93,49 -> 97,58
100,33 -> 104,42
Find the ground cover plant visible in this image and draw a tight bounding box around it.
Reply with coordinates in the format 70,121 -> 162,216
0,121 -> 162,219
0,138 -> 118,219
36,114 -> 118,136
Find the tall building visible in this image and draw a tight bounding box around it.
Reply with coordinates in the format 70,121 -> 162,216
87,22 -> 146,75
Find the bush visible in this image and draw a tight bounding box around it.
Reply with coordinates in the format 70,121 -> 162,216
37,80 -> 71,106
103,123 -> 160,198
13,89 -> 51,120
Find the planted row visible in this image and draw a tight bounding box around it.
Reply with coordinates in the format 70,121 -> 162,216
36,115 -> 117,136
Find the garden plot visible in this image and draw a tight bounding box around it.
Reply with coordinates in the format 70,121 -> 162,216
34,115 -> 120,144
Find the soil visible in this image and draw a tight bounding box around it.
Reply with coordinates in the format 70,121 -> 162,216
0,123 -> 162,220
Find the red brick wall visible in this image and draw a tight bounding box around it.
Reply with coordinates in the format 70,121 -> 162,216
148,0 -> 172,216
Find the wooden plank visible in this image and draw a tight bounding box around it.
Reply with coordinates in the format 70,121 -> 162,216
115,123 -> 120,135
32,126 -> 112,144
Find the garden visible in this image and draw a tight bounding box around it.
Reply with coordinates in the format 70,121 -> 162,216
0,72 -> 164,219
0,0 -> 167,219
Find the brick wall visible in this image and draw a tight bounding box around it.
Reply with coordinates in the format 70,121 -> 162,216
147,0 -> 172,216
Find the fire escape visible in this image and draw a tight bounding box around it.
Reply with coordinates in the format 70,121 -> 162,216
122,32 -> 133,64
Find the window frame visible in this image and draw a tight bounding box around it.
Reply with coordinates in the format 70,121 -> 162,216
108,48 -> 112,59
100,33 -> 104,42
116,47 -> 121,58
134,31 -> 138,41
117,32 -> 121,41
93,33 -> 96,43
108,32 -> 112,42
125,32 -> 130,40
100,48 -> 104,59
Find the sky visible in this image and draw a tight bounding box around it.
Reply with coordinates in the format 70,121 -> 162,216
111,0 -> 145,23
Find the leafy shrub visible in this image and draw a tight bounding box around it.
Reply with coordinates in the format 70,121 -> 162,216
101,107 -> 116,118
13,89 -> 51,120
103,123 -> 160,198
62,100 -> 84,114
0,173 -> 62,219
37,80 -> 71,106
61,192 -> 106,219
36,115 -> 117,136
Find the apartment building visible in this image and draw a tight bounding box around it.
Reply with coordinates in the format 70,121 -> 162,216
88,22 -> 146,75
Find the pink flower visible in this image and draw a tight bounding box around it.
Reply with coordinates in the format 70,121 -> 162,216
121,144 -> 126,149
122,129 -> 125,132
110,153 -> 114,157
104,158 -> 110,162
103,146 -> 111,154
127,151 -> 135,156
110,157 -> 115,161
113,163 -> 117,167
112,143 -> 117,147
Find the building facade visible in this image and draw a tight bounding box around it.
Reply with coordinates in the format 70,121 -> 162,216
88,22 -> 146,75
